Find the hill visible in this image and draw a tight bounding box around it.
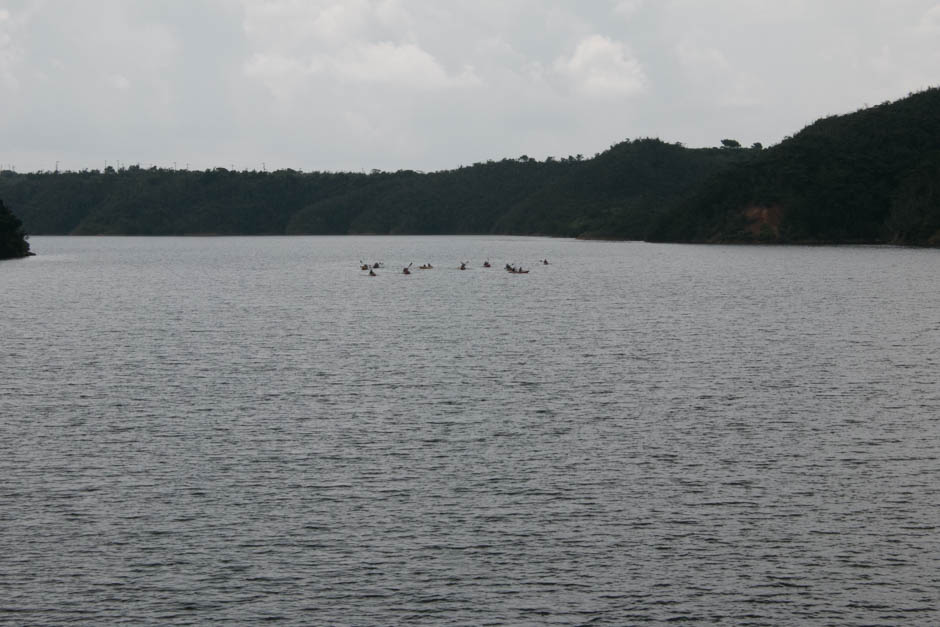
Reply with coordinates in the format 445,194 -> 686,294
0,199 -> 32,259
493,139 -> 752,239
648,88 -> 940,245
1,87 -> 937,245
0,140 -> 746,239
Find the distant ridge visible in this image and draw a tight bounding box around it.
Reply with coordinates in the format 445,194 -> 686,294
1,87 -> 937,246
0,142 -> 750,240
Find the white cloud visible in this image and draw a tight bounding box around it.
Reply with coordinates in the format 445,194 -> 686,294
243,53 -> 308,102
244,41 -> 479,102
915,3 -> 940,34
241,0 -> 415,53
241,1 -> 480,104
675,39 -> 760,107
554,35 -> 647,98
242,0 -> 368,50
676,40 -> 730,75
0,8 -> 23,91
4,0 -> 940,172
315,41 -> 479,88
107,74 -> 131,91
613,0 -> 644,20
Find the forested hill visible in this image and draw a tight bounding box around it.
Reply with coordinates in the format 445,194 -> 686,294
0,140 -> 752,239
492,139 -> 748,239
0,199 -> 32,259
2,87 -> 937,245
648,87 -> 940,245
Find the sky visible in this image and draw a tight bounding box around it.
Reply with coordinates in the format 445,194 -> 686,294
1,0 -> 939,173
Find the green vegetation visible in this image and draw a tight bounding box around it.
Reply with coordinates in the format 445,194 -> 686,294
0,198 -> 32,259
649,87 -> 940,245
0,143 -> 755,241
1,87 -> 937,246
492,139 -> 751,239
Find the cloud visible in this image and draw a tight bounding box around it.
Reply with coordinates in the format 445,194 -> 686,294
675,39 -> 759,107
915,3 -> 940,34
107,74 -> 131,91
315,41 -> 480,88
241,0 -> 415,53
612,0 -> 644,20
0,8 -> 23,91
245,41 -> 479,104
241,1 -> 480,104
5,0 -> 940,172
242,0 -> 369,50
243,53 -> 308,101
554,34 -> 647,98
675,39 -> 732,77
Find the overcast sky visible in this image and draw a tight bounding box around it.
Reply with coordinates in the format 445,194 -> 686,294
2,0 -> 938,173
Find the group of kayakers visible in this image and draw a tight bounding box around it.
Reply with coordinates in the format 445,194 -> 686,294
360,259 -> 548,276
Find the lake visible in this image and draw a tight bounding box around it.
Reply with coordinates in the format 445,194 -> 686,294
1,236 -> 938,625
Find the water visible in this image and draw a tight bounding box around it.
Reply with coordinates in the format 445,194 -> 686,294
1,236 -> 938,625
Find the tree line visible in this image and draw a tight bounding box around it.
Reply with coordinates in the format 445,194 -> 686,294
0,142 -> 754,241
2,86 -> 938,246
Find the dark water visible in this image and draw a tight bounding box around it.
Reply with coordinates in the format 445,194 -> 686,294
1,236 -> 938,625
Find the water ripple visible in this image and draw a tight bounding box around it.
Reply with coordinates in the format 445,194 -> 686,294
1,236 -> 938,625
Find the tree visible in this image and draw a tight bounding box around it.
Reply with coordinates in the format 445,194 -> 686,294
0,198 -> 32,259
720,138 -> 741,149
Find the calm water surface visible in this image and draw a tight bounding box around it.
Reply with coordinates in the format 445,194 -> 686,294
1,236 -> 939,625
